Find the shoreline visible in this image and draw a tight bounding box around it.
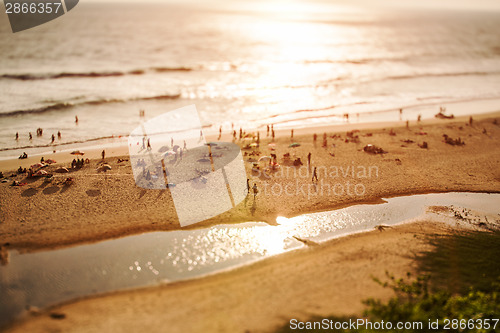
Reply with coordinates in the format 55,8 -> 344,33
0,109 -> 497,171
3,96 -> 500,162
2,102 -> 500,163
1,111 -> 499,251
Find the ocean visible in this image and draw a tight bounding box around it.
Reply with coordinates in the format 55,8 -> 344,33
1,1 -> 500,159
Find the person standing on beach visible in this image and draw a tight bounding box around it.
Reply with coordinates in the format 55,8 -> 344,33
256,132 -> 260,144
267,125 -> 269,137
271,129 -> 275,141
142,136 -> 146,150
246,178 -> 250,194
29,132 -> 32,140
101,150 -> 105,160
313,133 -> 317,142
15,132 -> 19,140
75,116 -> 79,124
218,126 -> 222,140
183,140 -> 187,151
57,131 -> 61,140
147,138 -> 151,150
312,167 -> 318,183
252,183 -> 258,199
307,152 -> 311,167
51,134 -> 55,143
399,108 -> 403,121
291,129 -> 294,140
171,137 -> 174,148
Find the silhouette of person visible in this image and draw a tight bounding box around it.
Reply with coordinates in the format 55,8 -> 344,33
312,167 -> 318,182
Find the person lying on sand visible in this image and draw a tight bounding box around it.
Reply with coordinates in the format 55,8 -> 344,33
293,158 -> 303,167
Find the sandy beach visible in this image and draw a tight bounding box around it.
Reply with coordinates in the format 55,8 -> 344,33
1,112 -> 499,251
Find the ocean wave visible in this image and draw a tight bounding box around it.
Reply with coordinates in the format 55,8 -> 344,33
386,70 -> 500,81
0,66 -> 194,81
302,56 -> 410,65
0,93 -> 181,117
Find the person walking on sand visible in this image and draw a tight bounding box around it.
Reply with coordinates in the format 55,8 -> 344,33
57,131 -> 61,140
101,149 -> 105,160
247,178 -> 250,194
307,152 -> 311,167
29,132 -> 32,140
75,115 -> 79,124
312,167 -> 318,183
51,134 -> 55,143
15,132 -> 19,140
252,183 -> 258,199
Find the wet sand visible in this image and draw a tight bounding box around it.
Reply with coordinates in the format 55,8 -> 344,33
1,112 -> 499,251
